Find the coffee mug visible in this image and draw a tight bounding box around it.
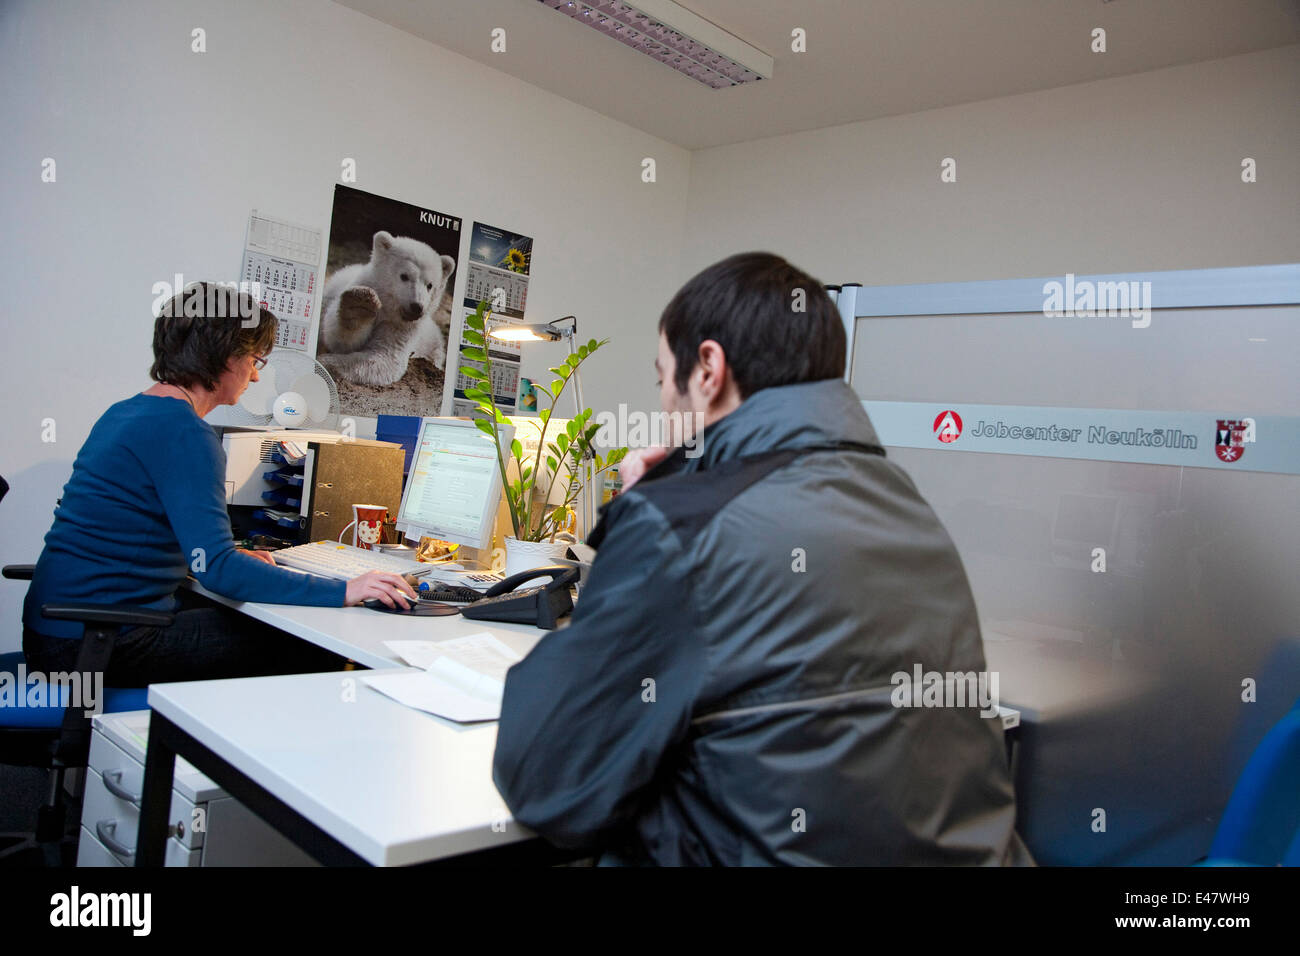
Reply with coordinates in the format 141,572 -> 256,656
352,504 -> 388,550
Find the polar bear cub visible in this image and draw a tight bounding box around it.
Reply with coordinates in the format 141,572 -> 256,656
318,230 -> 456,387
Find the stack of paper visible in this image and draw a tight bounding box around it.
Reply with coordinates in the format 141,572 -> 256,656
361,634 -> 523,723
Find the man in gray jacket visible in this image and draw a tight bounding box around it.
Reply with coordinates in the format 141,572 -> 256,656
493,252 -> 1030,865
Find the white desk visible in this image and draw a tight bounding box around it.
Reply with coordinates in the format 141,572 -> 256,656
186,579 -> 553,669
137,670 -> 570,866
145,580 -> 565,865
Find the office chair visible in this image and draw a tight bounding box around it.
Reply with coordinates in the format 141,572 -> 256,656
1204,694 -> 1300,866
0,474 -> 172,865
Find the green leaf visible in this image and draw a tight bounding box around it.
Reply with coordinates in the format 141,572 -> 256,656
548,366 -> 568,379
464,387 -> 488,401
521,465 -> 532,482
474,419 -> 495,437
466,314 -> 484,331
546,455 -> 558,473
557,433 -> 570,454
552,506 -> 568,525
578,344 -> 589,359
566,354 -> 581,368
462,330 -> 485,346
461,346 -> 487,361
565,420 -> 578,439
511,438 -> 523,462
538,408 -> 551,425
584,424 -> 601,442
460,366 -> 488,382
588,338 -> 600,351
550,379 -> 564,396
547,442 -> 562,458
493,407 -> 509,425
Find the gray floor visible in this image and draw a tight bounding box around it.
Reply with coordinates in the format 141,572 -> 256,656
0,764 -> 81,867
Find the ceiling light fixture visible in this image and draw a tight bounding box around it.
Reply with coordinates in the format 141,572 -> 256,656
536,0 -> 773,89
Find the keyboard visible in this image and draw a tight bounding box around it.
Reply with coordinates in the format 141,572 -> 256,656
274,542 -> 431,580
274,541 -> 505,592
418,584 -> 485,604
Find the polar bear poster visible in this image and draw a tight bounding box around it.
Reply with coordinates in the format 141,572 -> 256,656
316,185 -> 463,417
319,230 -> 454,384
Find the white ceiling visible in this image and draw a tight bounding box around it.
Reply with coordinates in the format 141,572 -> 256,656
335,0 -> 1300,150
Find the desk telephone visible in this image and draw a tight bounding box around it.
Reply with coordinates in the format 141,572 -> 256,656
364,565 -> 578,628
460,565 -> 578,628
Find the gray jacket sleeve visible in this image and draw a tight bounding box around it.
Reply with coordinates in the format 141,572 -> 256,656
492,496 -> 707,849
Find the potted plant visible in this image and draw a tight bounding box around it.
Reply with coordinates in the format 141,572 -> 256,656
457,299 -> 627,575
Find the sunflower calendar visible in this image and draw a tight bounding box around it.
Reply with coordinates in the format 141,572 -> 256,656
446,221 -> 536,418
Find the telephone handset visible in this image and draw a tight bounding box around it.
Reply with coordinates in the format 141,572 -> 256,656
460,564 -> 579,629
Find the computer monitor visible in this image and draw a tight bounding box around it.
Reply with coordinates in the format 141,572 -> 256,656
394,417 -> 515,551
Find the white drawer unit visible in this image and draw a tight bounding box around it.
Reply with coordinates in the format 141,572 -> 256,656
77,710 -> 317,867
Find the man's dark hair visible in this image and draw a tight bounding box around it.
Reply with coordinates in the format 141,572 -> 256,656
658,252 -> 846,399
150,282 -> 277,390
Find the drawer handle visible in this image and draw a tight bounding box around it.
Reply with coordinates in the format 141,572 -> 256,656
101,768 -> 141,806
95,819 -> 135,860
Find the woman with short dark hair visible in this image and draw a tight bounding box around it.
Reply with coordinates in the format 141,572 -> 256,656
22,283 -> 416,686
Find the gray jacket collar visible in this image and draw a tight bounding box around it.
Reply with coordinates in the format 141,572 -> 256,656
684,378 -> 882,472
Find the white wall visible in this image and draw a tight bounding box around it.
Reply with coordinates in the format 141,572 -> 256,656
683,44 -> 1300,286
0,0 -> 690,650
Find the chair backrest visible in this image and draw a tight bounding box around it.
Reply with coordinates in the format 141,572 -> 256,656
1209,696 -> 1300,865
1,474 -> 116,763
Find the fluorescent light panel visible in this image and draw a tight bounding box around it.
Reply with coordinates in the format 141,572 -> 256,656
536,0 -> 773,89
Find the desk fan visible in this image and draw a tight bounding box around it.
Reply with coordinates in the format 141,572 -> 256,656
229,349 -> 340,430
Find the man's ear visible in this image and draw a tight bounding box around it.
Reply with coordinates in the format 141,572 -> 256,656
696,340 -> 728,398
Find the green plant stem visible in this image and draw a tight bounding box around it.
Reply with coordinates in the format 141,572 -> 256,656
477,330 -> 522,540
495,441 -> 521,540
527,363 -> 579,542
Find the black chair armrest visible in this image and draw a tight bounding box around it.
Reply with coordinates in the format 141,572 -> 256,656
2,564 -> 35,581
41,603 -> 174,628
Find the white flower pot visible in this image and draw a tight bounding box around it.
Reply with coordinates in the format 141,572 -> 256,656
504,536 -> 574,579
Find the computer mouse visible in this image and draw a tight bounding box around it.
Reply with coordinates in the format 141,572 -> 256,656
362,597 -> 415,613
361,595 -> 460,617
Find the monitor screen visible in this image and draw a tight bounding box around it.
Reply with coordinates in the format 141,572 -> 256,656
395,418 -> 514,551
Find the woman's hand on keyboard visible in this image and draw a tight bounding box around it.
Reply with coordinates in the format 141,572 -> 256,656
345,570 -> 418,609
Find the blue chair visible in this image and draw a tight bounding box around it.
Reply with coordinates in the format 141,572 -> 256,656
1206,696 -> 1300,866
1,475 -> 172,865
